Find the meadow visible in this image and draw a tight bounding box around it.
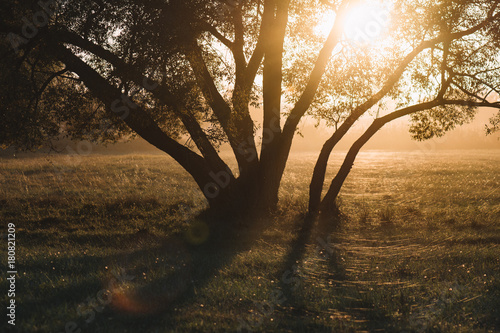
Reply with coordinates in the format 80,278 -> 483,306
0,150 -> 499,332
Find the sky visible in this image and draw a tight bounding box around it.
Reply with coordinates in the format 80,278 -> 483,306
290,108 -> 500,151
56,108 -> 500,156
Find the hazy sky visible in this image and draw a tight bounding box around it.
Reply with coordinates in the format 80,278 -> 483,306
290,108 -> 500,151
81,108 -> 499,155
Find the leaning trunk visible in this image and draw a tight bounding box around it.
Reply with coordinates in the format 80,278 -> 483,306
319,118 -> 387,221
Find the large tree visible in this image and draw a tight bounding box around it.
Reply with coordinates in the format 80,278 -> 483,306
1,0 -> 499,222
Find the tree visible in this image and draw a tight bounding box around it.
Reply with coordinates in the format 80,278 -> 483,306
1,0 -> 499,224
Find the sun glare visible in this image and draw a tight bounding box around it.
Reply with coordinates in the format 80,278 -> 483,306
344,3 -> 390,42
316,2 -> 391,45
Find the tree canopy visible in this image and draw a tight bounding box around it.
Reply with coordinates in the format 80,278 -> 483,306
1,0 -> 499,217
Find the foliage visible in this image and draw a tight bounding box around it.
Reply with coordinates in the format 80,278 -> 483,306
1,0 -> 499,211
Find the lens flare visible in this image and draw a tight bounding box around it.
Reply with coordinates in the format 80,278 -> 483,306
343,2 -> 391,44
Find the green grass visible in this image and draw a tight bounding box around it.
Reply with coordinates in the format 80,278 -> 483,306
0,150 -> 499,332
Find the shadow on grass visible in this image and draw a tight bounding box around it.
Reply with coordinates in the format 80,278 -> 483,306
19,211 -> 273,333
475,278 -> 500,331
272,212 -> 346,331
278,213 -> 316,306
273,210 -> 403,332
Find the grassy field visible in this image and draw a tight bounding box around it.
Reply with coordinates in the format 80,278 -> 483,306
1,150 -> 499,332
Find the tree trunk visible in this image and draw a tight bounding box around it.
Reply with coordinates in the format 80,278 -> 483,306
308,114 -> 366,214
202,164 -> 282,223
318,101 -> 445,221
318,123 -> 380,221
308,144 -> 333,214
256,166 -> 282,212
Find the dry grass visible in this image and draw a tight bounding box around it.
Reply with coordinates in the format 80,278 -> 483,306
0,150 -> 499,332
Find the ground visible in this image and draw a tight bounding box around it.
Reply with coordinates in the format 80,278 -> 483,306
0,150 -> 499,332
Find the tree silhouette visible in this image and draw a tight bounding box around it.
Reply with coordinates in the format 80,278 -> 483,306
1,0 -> 499,222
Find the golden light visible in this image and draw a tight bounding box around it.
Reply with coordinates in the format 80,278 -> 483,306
343,2 -> 391,44
315,2 -> 391,45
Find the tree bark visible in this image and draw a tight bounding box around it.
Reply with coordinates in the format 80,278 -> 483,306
49,44 -> 237,210
318,101 -> 445,220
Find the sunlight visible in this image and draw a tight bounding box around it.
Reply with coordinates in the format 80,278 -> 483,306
343,2 -> 391,43
316,2 -> 391,45
314,9 -> 336,38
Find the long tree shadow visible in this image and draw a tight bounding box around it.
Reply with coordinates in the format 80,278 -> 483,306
19,208 -> 413,332
277,211 -> 345,307
274,211 -> 405,332
320,229 -> 418,332
20,210 -> 274,333
277,213 -> 316,309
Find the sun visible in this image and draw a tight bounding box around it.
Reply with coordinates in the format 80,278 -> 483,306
343,2 -> 391,44
315,2 -> 391,45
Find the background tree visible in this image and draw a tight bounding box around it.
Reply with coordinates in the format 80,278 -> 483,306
308,0 -> 500,219
1,0 -> 499,224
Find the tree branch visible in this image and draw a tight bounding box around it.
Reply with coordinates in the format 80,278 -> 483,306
261,0 -> 290,154
52,28 -> 232,174
241,0 -> 275,93
200,22 -> 235,50
185,40 -> 259,173
184,41 -> 233,132
308,8 -> 500,212
319,98 -> 500,213
47,43 -> 219,194
282,0 -> 350,137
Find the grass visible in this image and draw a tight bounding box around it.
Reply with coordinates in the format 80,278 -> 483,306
0,150 -> 499,332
